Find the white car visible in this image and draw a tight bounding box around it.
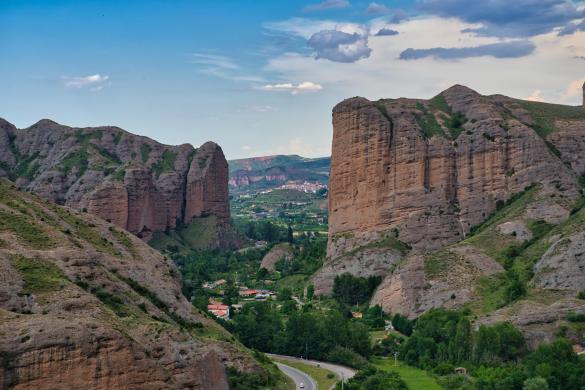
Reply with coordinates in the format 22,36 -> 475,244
299,382 -> 305,388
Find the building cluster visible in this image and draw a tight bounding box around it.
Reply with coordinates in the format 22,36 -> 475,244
277,181 -> 328,194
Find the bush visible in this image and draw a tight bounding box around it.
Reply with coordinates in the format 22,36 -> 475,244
523,377 -> 549,390
577,291 -> 585,300
325,346 -> 368,369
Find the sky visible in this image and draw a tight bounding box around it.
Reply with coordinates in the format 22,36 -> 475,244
1,0 -> 584,159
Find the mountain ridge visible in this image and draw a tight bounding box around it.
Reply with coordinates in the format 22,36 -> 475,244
0,118 -> 230,242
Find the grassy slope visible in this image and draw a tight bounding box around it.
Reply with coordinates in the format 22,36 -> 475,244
372,357 -> 442,390
149,215 -> 218,254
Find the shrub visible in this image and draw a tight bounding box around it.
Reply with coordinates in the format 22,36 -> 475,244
325,346 -> 368,369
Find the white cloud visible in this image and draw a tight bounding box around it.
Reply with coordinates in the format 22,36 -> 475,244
61,74 -> 110,90
256,81 -> 323,95
263,16 -> 585,105
525,90 -> 545,102
563,76 -> 585,100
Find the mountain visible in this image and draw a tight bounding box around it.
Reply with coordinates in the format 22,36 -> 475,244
0,118 -> 229,241
228,154 -> 330,193
0,180 -> 272,389
313,85 -> 585,346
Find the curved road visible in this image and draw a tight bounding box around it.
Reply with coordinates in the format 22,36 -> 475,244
276,362 -> 317,390
270,354 -> 357,389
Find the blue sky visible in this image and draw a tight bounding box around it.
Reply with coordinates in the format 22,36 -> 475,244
1,0 -> 584,159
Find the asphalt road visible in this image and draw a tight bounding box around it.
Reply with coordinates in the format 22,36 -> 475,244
275,362 -> 317,390
269,354 -> 357,383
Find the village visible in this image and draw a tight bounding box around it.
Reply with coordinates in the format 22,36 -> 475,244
203,278 -> 278,320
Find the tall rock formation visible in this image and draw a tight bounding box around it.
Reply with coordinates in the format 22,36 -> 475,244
0,118 -> 230,241
315,85 -> 585,296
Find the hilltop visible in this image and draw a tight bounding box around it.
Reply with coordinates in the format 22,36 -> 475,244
0,118 -> 229,242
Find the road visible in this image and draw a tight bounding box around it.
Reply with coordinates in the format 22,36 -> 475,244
269,353 -> 357,388
276,362 -> 317,390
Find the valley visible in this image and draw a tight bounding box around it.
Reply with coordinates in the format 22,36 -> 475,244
2,84 -> 585,390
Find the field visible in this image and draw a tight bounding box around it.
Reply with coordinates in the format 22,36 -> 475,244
372,357 -> 442,390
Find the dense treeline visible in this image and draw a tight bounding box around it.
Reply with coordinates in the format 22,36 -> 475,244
274,238 -> 326,276
382,308 -> 585,390
228,301 -> 371,367
332,273 -> 382,306
336,366 -> 407,390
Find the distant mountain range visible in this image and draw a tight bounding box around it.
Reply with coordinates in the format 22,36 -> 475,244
228,154 -> 331,192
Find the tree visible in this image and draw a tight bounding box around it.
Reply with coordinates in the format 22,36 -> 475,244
306,284 -> 315,301
287,225 -> 294,243
223,279 -> 240,306
449,317 -> 472,364
523,377 -> 549,390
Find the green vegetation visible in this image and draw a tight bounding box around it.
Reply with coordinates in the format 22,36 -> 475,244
140,143 -> 152,163
339,365 -> 408,390
388,308 -> 585,390
151,149 -> 177,177
332,273 -> 382,306
272,358 -> 338,389
52,206 -> 121,256
424,250 -> 457,278
58,148 -> 89,176
519,100 -> 585,138
372,358 -> 441,390
416,102 -> 447,139
74,129 -> 101,144
11,152 -> 40,181
108,226 -> 137,258
11,255 -> 68,294
0,209 -> 55,249
230,301 -> 371,367
150,216 -> 218,254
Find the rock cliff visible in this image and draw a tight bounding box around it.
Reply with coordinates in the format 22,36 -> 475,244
0,181 -> 266,389
316,86 -> 585,335
0,118 -> 230,241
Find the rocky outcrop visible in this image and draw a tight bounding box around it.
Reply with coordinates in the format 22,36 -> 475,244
318,85 -> 585,294
260,243 -> 294,272
534,232 -> 585,291
370,246 -> 504,318
0,181 -> 262,389
0,119 -> 230,241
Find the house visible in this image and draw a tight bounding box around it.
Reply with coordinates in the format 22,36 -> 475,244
240,289 -> 258,297
351,311 -> 363,319
455,367 -> 467,375
208,304 -> 230,320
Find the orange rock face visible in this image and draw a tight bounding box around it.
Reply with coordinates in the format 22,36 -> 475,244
319,85 -> 583,293
328,86 -> 580,253
0,119 -> 231,241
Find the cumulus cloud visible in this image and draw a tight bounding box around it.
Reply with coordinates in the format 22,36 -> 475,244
420,0 -> 585,37
558,19 -> 585,36
255,81 -> 323,95
308,29 -> 371,62
303,0 -> 349,13
365,2 -> 391,15
375,28 -> 399,36
525,90 -> 546,102
400,40 -> 536,60
61,74 -> 110,90
563,76 -> 585,100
